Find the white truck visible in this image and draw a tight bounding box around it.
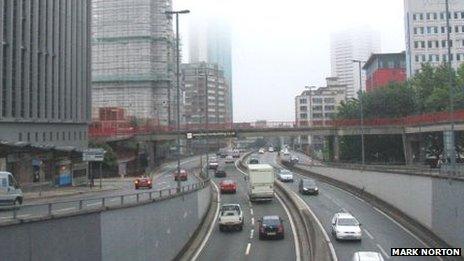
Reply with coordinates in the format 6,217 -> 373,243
218,204 -> 244,231
0,171 -> 23,207
248,164 -> 274,202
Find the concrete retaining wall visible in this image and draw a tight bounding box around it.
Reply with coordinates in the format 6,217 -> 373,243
303,165 -> 464,249
0,186 -> 211,261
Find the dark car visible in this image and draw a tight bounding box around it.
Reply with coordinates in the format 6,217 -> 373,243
214,168 -> 227,178
248,157 -> 259,165
134,176 -> 152,189
258,215 -> 285,240
299,178 -> 319,195
173,169 -> 188,181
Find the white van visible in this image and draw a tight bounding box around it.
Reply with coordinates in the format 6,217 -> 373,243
248,164 -> 274,201
0,172 -> 23,206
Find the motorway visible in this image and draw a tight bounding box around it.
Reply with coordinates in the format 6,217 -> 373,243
197,156 -> 297,261
0,156 -> 203,221
259,151 -> 439,261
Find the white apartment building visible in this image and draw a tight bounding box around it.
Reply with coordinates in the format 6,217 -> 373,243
295,77 -> 346,155
404,0 -> 464,77
330,28 -> 381,98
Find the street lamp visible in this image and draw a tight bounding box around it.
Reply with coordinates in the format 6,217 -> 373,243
166,9 -> 190,192
445,0 -> 456,170
352,59 -> 366,165
304,86 -> 316,153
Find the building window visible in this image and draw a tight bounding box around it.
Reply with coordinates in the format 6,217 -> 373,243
313,113 -> 323,119
56,132 -> 60,141
426,13 -> 431,20
35,133 -> 39,142
421,41 -> 425,48
415,55 -> 419,62
42,132 -> 46,142
18,133 -> 23,142
312,98 -> 323,104
454,12 -> 459,19
414,41 -> 419,49
413,14 -> 417,20
325,105 -> 335,111
300,113 -> 307,119
413,28 -> 418,35
419,13 -> 423,20
313,105 -> 323,111
299,98 -> 307,104
299,106 -> 307,111
49,132 -> 53,141
324,98 -> 335,103
441,26 -> 446,33
428,41 -> 433,48
434,13 -> 438,20
79,131 -> 82,141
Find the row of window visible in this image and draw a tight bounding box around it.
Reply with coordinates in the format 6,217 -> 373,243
18,130 -> 87,143
299,113 -> 336,119
414,53 -> 464,62
413,39 -> 463,48
413,25 -> 464,35
412,11 -> 464,21
299,105 -> 335,111
299,97 -> 336,104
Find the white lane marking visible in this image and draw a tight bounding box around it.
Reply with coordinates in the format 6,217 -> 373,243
87,202 -> 102,207
245,243 -> 251,255
363,228 -> 374,240
191,181 -> 221,261
376,243 -> 390,259
250,229 -> 254,239
54,207 -> 76,213
250,208 -> 253,216
183,211 -> 188,218
372,206 -> 429,248
290,190 -> 338,261
251,217 -> 255,225
276,193 -> 301,261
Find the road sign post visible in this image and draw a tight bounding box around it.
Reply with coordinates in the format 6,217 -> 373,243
83,148 -> 106,188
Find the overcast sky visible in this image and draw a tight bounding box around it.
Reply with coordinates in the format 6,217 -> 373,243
173,0 -> 406,122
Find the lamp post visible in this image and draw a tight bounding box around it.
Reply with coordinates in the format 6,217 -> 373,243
204,65 -> 210,177
445,0 -> 456,170
304,86 -> 316,153
165,9 -> 190,192
352,59 -> 366,165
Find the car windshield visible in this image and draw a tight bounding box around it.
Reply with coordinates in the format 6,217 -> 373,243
280,170 -> 291,174
303,180 -> 316,186
221,205 -> 240,212
263,217 -> 280,226
338,218 -> 358,226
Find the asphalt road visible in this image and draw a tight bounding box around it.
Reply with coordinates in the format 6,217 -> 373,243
0,156 -> 203,221
260,152 -> 439,261
198,157 -> 297,261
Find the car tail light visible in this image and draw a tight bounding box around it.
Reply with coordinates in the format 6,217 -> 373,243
147,180 -> 151,184
277,224 -> 283,233
134,180 -> 139,184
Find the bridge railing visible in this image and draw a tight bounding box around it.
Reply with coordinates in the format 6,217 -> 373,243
1,180 -> 209,224
88,109 -> 464,139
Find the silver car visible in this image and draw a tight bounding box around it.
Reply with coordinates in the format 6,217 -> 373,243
331,212 -> 362,241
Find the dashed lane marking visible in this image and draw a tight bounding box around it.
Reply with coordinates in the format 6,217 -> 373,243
245,243 -> 251,255
363,228 -> 374,240
376,243 -> 390,259
251,217 -> 254,225
250,229 -> 254,239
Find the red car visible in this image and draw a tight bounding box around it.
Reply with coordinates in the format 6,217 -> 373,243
174,169 -> 188,181
134,176 -> 152,189
219,180 -> 237,194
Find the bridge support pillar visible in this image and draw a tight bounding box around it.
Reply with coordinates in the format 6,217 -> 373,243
333,135 -> 340,162
402,133 -> 426,165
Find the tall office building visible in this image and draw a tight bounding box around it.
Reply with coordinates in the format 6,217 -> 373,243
330,28 -> 381,98
189,17 -> 233,121
0,0 -> 91,148
181,63 -> 231,125
404,0 -> 464,77
92,0 -> 179,125
0,0 -> 92,185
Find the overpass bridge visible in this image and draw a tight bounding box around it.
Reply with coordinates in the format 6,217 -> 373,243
90,109 -> 464,142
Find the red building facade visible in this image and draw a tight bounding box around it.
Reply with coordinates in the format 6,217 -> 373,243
363,52 -> 406,92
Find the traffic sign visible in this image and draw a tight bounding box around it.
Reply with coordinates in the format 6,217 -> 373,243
83,148 -> 106,162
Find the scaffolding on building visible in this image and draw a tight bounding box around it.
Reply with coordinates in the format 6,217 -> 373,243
91,0 -> 181,125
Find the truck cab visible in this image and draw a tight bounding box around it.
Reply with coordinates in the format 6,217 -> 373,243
0,171 -> 23,206
248,164 -> 274,202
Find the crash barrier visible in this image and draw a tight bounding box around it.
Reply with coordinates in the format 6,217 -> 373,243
0,180 -> 212,261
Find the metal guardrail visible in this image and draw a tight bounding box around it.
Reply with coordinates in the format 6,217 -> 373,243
1,180 -> 210,224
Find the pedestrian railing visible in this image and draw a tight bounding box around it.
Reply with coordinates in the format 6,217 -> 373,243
0,180 -> 210,224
